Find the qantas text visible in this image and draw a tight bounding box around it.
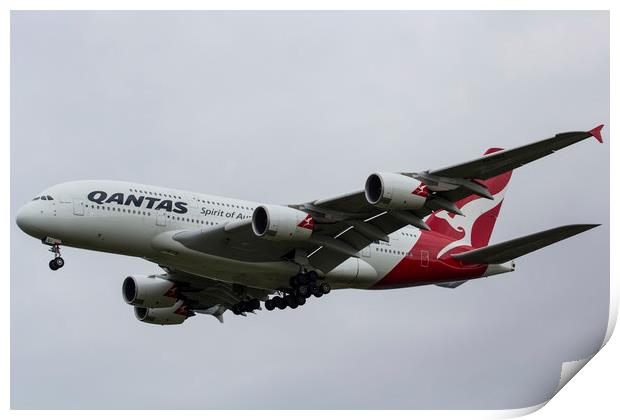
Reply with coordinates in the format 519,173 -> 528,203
87,191 -> 188,214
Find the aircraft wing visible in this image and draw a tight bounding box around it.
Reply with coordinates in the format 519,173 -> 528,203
451,224 -> 599,264
148,268 -> 274,323
168,126 -> 603,275
300,125 -> 604,272
424,125 -> 604,180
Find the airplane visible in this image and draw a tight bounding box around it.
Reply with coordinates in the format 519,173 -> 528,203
15,125 -> 604,325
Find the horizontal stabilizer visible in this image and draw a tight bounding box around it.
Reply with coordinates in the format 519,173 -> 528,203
451,224 -> 599,264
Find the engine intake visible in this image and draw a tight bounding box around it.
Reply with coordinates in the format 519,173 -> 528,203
134,301 -> 191,325
365,172 -> 427,210
122,275 -> 178,308
252,204 -> 314,241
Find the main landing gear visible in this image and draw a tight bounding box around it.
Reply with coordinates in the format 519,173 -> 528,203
48,243 -> 64,271
264,271 -> 331,311
231,298 -> 261,315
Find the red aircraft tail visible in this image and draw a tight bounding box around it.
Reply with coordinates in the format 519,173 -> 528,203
425,148 -> 512,249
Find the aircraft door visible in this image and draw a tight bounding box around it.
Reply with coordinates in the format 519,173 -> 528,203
73,199 -> 84,216
156,210 -> 167,226
421,250 -> 429,268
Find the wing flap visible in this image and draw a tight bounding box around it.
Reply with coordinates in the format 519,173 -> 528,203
451,224 -> 599,264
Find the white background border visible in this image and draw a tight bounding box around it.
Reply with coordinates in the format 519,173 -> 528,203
2,0 -> 616,418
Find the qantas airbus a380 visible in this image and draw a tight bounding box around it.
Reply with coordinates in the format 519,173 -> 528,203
16,126 -> 604,325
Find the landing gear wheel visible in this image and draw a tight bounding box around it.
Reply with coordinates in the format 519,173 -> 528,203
319,282 -> 331,294
297,273 -> 309,286
54,257 -> 64,269
285,294 -> 297,308
247,299 -> 260,311
48,243 -> 64,270
310,283 -> 320,296
231,304 -> 242,315
306,271 -> 318,283
297,284 -> 309,297
313,290 -> 324,298
296,295 -> 306,306
274,297 -> 287,310
265,300 -> 275,311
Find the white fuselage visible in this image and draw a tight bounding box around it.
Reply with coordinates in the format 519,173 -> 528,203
16,180 -> 427,290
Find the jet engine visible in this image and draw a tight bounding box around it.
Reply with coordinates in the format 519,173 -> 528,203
122,275 -> 178,308
134,301 -> 192,325
252,204 -> 314,241
365,172 -> 428,210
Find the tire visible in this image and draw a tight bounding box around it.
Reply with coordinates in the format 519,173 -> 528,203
274,297 -> 287,310
296,295 -> 306,306
54,257 -> 64,268
307,271 -> 318,283
251,299 -> 261,310
320,282 -> 331,294
232,304 -> 241,315
265,300 -> 275,311
310,283 -> 319,295
297,273 -> 308,286
49,260 -> 58,271
285,294 -> 296,307
313,290 -> 324,298
297,284 -> 309,296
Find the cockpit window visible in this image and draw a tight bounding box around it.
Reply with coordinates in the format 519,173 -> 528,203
32,195 -> 53,201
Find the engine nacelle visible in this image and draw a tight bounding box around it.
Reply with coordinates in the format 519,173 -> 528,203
252,204 -> 314,241
122,275 -> 178,308
365,172 -> 428,210
134,301 -> 191,325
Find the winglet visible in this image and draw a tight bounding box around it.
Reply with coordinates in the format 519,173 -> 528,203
589,124 -> 604,143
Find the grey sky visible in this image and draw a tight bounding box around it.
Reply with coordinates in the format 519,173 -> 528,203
10,11 -> 609,409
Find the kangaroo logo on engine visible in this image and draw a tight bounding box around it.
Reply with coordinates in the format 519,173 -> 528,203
87,191 -> 188,214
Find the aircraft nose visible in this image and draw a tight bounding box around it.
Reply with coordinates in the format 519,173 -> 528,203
16,204 -> 44,237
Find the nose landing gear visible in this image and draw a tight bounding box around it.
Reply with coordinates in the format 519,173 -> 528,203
48,243 -> 64,271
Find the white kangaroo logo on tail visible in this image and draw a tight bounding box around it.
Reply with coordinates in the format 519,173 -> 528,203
434,184 -> 508,258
